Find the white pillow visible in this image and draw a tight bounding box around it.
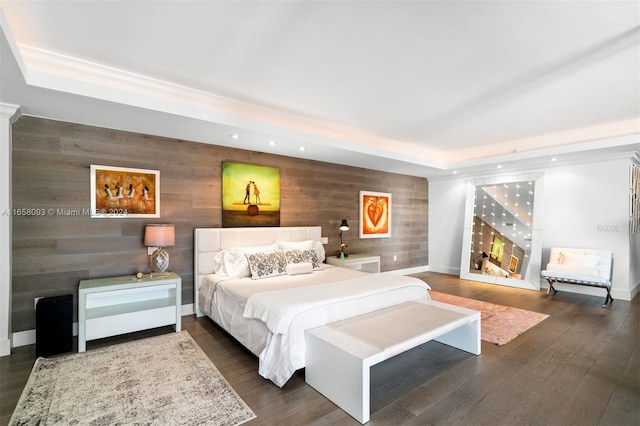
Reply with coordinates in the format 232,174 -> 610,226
286,262 -> 313,275
312,240 -> 326,262
212,251 -> 227,274
561,252 -> 599,267
223,250 -> 251,278
212,244 -> 279,278
277,240 -> 313,250
546,263 -> 600,277
235,243 -> 278,254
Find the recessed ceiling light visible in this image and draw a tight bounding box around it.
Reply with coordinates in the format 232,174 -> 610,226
268,140 -> 276,146
299,146 -> 306,151
452,170 -> 458,174
230,134 -> 239,139
497,164 -> 502,169
550,157 -> 558,162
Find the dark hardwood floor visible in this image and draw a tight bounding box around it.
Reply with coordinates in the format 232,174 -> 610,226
1,272 -> 638,425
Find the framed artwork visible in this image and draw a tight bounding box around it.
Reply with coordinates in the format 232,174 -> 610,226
508,255 -> 519,274
222,162 -> 280,227
490,235 -> 504,265
90,165 -> 159,218
359,190 -> 391,238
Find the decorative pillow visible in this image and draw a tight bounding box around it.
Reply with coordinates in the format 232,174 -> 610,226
286,262 -> 313,275
283,248 -> 322,271
277,240 -> 326,263
246,251 -> 287,280
560,252 -> 599,267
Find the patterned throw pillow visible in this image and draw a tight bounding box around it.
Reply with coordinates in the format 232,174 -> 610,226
283,249 -> 322,271
277,240 -> 326,262
246,251 -> 287,280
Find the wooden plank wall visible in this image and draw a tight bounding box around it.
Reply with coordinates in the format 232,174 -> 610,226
11,116 -> 428,332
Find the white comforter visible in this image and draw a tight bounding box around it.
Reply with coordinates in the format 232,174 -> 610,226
244,274 -> 430,334
201,267 -> 431,387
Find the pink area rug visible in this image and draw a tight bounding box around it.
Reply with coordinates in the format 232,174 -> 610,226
429,291 -> 549,346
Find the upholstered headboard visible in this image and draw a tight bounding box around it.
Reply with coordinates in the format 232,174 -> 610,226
193,226 -> 323,316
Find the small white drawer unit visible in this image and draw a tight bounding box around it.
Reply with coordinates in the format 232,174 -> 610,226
78,272 -> 181,352
325,253 -> 381,273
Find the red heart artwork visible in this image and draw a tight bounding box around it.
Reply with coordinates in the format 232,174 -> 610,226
367,197 -> 384,227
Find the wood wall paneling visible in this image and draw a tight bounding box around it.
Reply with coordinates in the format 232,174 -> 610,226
11,116 -> 428,332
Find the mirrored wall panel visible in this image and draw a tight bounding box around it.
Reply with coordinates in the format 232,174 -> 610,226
469,181 -> 533,278
460,172 -> 544,290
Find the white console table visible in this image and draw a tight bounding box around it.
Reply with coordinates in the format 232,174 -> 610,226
78,272 -> 181,352
325,253 -> 380,273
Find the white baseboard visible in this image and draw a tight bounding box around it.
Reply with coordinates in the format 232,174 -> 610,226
181,303 -> 194,316
387,265 -> 429,275
629,281 -> 640,302
426,265 -> 461,275
9,303 -> 196,351
12,329 -> 35,348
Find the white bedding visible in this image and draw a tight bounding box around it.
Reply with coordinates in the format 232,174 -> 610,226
199,265 -> 431,386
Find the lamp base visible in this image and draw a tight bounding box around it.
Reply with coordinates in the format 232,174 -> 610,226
150,248 -> 170,273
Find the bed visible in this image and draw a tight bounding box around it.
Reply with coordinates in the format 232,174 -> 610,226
194,226 -> 431,387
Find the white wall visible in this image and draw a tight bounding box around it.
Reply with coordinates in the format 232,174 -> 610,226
543,159 -> 633,300
0,103 -> 20,356
428,155 -> 637,301
428,178 -> 467,275
631,229 -> 640,300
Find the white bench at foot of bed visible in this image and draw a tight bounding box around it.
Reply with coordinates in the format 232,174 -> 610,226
305,300 -> 481,424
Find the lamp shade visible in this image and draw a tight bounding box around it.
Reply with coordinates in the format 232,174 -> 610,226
144,224 -> 175,247
339,219 -> 349,231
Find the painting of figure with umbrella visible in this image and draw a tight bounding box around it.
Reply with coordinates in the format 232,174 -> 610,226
222,162 -> 280,227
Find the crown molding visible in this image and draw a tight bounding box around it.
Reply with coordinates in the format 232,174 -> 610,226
443,118 -> 640,164
8,43 -> 640,174
0,103 -> 21,122
16,44 -> 447,167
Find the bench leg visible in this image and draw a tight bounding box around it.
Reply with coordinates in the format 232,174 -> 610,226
603,290 -> 613,308
306,333 -> 370,424
434,316 -> 481,355
545,278 -> 557,296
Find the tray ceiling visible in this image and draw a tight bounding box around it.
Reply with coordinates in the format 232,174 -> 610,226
1,1 -> 638,178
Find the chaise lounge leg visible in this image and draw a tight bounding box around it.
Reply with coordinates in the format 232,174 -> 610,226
603,290 -> 613,308
545,279 -> 557,296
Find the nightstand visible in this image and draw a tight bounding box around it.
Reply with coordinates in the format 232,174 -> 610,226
78,272 -> 181,352
325,253 -> 380,273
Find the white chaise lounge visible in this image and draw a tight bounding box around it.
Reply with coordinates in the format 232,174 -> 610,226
541,247 -> 613,308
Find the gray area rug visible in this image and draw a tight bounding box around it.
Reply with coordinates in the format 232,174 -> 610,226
10,331 -> 256,425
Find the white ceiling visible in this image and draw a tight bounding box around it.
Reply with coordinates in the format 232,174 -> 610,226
1,0 -> 639,179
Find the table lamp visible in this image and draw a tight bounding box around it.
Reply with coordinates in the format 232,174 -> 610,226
144,224 -> 175,273
339,219 -> 349,258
